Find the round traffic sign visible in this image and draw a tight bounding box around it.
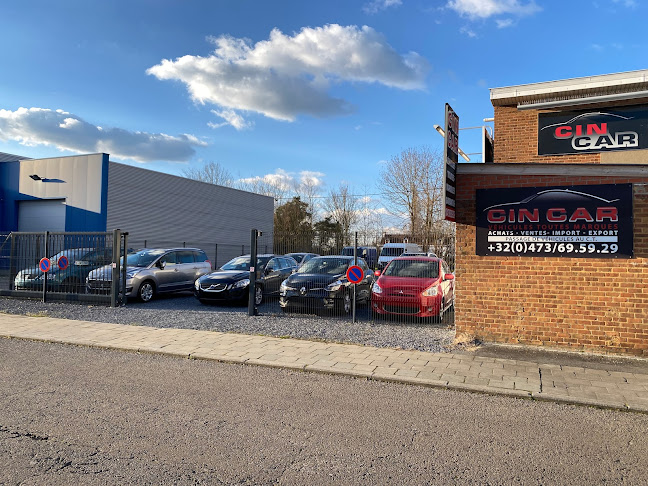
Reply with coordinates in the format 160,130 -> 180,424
346,265 -> 364,284
39,257 -> 51,273
57,255 -> 69,270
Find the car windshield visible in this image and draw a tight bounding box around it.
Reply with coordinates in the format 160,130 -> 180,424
383,259 -> 438,278
297,257 -> 349,275
380,247 -> 405,257
125,249 -> 166,268
221,256 -> 271,271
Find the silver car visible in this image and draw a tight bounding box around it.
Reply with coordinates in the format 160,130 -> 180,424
86,248 -> 212,302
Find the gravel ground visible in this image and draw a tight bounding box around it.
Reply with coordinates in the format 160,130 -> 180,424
0,293 -> 456,353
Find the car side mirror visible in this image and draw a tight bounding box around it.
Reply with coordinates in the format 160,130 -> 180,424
444,273 -> 455,280
374,269 -> 381,277
158,260 -> 166,270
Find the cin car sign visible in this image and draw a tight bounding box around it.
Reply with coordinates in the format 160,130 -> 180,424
538,106 -> 648,156
476,184 -> 633,258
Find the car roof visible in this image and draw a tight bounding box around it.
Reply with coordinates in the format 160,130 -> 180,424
392,255 -> 441,262
138,247 -> 204,252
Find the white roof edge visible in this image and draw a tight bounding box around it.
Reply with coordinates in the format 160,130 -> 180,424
457,163 -> 648,177
491,69 -> 648,100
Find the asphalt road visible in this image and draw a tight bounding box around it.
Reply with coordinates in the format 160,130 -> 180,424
2,339 -> 648,485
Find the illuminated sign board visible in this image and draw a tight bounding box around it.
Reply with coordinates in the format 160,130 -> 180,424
538,106 -> 648,156
476,184 -> 633,258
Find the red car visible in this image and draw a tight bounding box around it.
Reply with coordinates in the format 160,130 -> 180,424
371,256 -> 455,321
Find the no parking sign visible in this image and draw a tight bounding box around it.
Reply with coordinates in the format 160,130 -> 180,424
39,257 -> 51,273
346,265 -> 364,284
58,255 -> 69,270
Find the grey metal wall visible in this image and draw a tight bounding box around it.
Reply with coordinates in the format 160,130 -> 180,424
105,162 -> 274,267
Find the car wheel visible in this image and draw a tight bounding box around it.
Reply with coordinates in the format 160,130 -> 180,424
138,281 -> 155,302
342,291 -> 352,314
437,299 -> 445,323
254,285 -> 263,306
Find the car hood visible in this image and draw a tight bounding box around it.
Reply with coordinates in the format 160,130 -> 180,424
376,275 -> 439,293
201,270 -> 250,283
87,264 -> 139,279
16,266 -> 42,277
284,273 -> 345,287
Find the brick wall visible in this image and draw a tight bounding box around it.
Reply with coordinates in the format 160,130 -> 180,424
456,173 -> 648,356
493,106 -> 602,164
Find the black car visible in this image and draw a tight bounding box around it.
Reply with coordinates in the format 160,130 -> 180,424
194,254 -> 298,305
279,255 -> 374,314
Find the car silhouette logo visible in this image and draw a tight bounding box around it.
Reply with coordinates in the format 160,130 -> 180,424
300,286 -> 307,295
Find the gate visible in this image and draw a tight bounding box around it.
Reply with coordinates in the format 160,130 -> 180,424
0,230 -> 129,306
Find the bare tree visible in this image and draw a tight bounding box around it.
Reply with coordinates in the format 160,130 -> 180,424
235,178 -> 290,208
378,147 -> 446,249
182,161 -> 234,186
294,175 -> 323,224
323,183 -> 358,245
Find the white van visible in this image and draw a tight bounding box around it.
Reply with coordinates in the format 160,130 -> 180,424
377,242 -> 422,270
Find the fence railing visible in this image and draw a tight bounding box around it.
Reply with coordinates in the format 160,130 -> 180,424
0,231 -> 128,306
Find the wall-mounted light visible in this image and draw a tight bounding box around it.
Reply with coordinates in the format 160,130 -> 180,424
29,174 -> 43,181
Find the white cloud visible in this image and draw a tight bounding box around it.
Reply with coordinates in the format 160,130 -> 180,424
363,0 -> 402,14
496,18 -> 514,28
299,170 -> 326,188
460,26 -> 478,37
208,109 -> 253,130
147,24 -> 429,126
447,0 -> 540,19
0,107 -> 206,162
613,0 -> 637,7
238,169 -> 325,193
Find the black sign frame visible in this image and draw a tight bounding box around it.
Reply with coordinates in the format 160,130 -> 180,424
476,184 -> 633,258
443,103 -> 459,221
538,105 -> 648,156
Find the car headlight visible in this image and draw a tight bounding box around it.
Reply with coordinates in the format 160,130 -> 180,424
422,285 -> 438,297
233,278 -> 250,289
325,280 -> 343,292
194,278 -> 201,290
126,270 -> 140,279
372,282 -> 383,294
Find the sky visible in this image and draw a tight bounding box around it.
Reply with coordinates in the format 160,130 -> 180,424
1,0 -> 646,225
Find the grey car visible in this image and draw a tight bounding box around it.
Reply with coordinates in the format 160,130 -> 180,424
86,248 -> 212,302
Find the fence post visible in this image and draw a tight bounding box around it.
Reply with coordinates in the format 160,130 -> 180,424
352,231 -> 357,323
110,229 -> 121,308
42,231 -> 49,303
214,244 -> 218,270
248,229 -> 259,316
120,232 -> 129,306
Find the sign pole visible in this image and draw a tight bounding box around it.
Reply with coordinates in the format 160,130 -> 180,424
42,231 -> 49,303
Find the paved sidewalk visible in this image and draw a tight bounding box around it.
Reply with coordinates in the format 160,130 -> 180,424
2,313 -> 648,413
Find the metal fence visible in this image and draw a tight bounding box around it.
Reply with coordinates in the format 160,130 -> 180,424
0,231 -> 128,306
0,229 -> 455,325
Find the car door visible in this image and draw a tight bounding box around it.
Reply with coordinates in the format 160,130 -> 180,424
262,257 -> 283,294
175,250 -> 199,290
153,251 -> 180,291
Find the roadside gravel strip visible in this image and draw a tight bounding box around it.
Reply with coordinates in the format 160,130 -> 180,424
0,294 -> 455,353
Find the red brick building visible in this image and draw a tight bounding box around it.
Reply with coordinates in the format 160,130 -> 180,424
455,70 -> 648,356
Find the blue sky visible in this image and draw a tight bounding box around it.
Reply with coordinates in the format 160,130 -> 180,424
1,0 -> 646,223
